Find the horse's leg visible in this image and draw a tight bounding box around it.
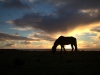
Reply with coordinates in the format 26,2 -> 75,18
74,44 -> 78,52
60,45 -> 63,54
62,45 -> 66,54
71,44 -> 74,51
74,39 -> 78,51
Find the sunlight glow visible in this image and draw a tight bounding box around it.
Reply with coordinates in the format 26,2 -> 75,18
65,45 -> 71,49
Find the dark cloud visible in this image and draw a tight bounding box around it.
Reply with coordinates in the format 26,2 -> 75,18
33,0 -> 100,9
0,22 -> 6,24
90,26 -> 100,32
15,32 -> 19,36
4,43 -> 16,47
33,33 -> 55,41
0,32 -> 39,41
9,0 -> 100,34
20,41 -> 32,45
3,0 -> 31,9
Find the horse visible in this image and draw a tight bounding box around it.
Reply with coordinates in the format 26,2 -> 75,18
52,36 -> 78,54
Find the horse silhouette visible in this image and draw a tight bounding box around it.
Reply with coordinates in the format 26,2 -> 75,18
52,36 -> 78,54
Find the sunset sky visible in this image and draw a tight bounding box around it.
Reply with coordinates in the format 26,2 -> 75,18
0,0 -> 100,50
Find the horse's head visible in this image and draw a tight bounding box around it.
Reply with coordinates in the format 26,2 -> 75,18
52,39 -> 59,54
52,45 -> 56,54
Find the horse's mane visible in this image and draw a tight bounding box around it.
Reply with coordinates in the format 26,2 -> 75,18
57,36 -> 64,40
57,36 -> 75,40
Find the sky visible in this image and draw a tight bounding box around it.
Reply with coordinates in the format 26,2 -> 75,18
0,0 -> 100,50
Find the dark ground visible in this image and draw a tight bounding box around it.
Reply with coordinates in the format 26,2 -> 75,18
0,49 -> 100,75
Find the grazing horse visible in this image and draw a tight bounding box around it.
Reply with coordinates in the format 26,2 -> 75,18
52,36 -> 78,54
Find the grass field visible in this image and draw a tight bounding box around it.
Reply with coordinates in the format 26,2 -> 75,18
0,49 -> 100,75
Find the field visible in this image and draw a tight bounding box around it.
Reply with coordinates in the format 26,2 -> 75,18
0,49 -> 100,75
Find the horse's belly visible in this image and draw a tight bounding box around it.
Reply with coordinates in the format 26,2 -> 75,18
61,41 -> 72,45
61,43 -> 70,45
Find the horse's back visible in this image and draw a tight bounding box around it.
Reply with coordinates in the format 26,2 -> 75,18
59,36 -> 76,40
58,36 -> 76,45
64,37 -> 76,42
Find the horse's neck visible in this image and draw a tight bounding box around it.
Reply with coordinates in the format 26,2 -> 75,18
54,44 -> 58,48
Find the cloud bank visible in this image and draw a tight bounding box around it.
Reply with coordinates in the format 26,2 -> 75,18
7,0 -> 100,35
0,32 -> 39,41
3,0 -> 31,9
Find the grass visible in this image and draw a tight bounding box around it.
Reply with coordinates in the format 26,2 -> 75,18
0,49 -> 100,75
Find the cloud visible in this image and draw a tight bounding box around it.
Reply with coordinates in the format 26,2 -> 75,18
3,0 -> 31,9
0,32 -> 39,41
28,0 -> 34,2
11,27 -> 33,31
4,43 -> 17,48
21,40 -> 32,45
90,26 -> 100,32
79,9 -> 99,17
7,0 -> 100,34
77,40 -> 99,49
15,32 -> 19,36
0,0 -> 5,2
29,31 -> 55,41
